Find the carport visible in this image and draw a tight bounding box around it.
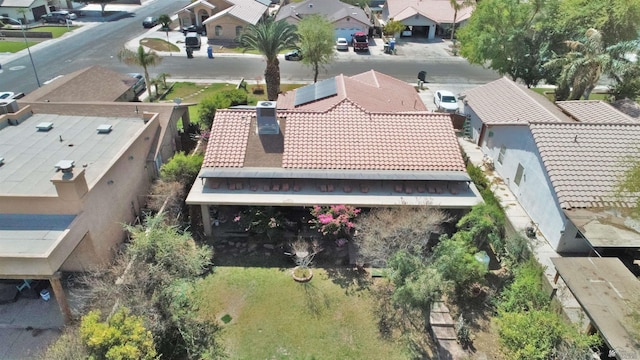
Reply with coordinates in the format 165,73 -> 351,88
564,208 -> 640,252
0,214 -> 80,325
551,257 -> 640,360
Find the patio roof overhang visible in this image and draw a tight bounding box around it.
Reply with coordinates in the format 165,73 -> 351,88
0,214 -> 84,278
187,174 -> 483,208
564,208 -> 640,248
551,257 -> 640,360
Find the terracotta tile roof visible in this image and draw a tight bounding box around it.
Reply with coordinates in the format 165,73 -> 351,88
203,102 -> 465,172
461,77 -> 574,125
557,100 -> 638,124
386,0 -> 473,24
202,110 -> 252,167
277,70 -> 427,112
529,122 -> 640,209
20,66 -> 132,103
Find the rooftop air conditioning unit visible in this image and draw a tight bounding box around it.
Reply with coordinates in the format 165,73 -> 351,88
256,101 -> 279,135
0,100 -> 19,115
36,122 -> 54,131
97,124 -> 113,134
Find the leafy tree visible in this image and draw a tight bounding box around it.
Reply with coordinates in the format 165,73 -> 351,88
353,206 -> 450,267
456,202 -> 505,249
617,154 -> 640,216
431,232 -> 487,295
497,309 -> 568,360
545,28 -> 640,100
80,307 -> 157,360
387,251 -> 443,311
117,46 -> 162,99
239,18 -> 299,101
84,0 -> 117,17
458,0 -> 558,87
158,14 -> 171,30
383,19 -> 405,37
297,15 -> 336,83
449,0 -> 475,41
197,89 -> 248,128
556,0 -> 640,47
160,151 -> 203,189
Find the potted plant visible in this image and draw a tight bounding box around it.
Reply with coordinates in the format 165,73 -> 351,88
288,238 -> 323,282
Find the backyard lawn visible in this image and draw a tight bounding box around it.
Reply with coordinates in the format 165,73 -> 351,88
195,266 -> 410,359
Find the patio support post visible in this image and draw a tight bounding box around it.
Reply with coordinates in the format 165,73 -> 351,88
201,204 -> 212,237
49,272 -> 73,325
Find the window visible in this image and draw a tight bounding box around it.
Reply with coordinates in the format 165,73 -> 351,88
497,145 -> 506,164
215,25 -> 222,36
235,25 -> 243,37
514,163 -> 524,186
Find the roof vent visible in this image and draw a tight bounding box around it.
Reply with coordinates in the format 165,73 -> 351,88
256,101 -> 279,135
0,157 -> 4,166
36,122 -> 54,131
97,124 -> 113,134
55,160 -> 75,173
308,3 -> 313,7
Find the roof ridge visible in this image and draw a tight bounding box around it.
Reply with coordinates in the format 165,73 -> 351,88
508,78 -> 568,123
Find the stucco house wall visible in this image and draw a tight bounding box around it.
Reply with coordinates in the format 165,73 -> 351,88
479,124 -> 591,253
205,14 -> 248,43
464,106 -> 483,144
0,0 -> 48,23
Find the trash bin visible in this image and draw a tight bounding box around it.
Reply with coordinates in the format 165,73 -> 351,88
389,38 -> 395,52
186,48 -> 193,59
207,46 -> 213,59
40,289 -> 51,301
418,71 -> 427,83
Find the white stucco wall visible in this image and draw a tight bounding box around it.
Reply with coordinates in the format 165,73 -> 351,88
464,106 -> 482,144
479,125 -> 588,252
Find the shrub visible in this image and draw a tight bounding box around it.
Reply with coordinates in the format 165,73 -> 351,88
456,203 -> 505,249
432,233 -> 487,295
80,308 -> 157,360
497,258 -> 549,313
309,204 -> 361,237
159,152 -> 204,188
233,206 -> 288,240
497,309 -> 566,360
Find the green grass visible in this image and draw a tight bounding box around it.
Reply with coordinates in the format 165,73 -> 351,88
163,82 -> 303,127
0,40 -> 37,53
31,26 -> 77,38
140,37 -> 180,52
195,267 -> 408,359
530,87 -> 611,101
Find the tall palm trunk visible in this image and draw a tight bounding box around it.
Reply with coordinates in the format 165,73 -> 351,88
265,60 -> 280,101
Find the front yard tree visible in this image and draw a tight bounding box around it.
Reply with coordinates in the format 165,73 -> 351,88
297,15 -> 336,83
353,206 -> 450,267
239,18 -> 299,101
458,0 -> 556,87
449,0 -> 475,41
117,46 -> 162,98
383,19 -> 404,37
617,154 -> 640,217
85,0 -> 117,17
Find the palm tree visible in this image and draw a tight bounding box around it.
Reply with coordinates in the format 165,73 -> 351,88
117,46 -> 162,99
545,28 -> 638,100
157,72 -> 171,88
450,0 -> 475,42
238,18 -> 298,101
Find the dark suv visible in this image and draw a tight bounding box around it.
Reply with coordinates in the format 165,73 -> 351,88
41,12 -> 69,24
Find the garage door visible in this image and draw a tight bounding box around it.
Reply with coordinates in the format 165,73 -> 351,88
334,27 -> 363,40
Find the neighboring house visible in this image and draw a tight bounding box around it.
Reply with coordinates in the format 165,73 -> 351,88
0,0 -> 48,23
176,0 -> 270,44
382,0 -> 473,39
275,0 -> 370,40
0,66 -> 192,322
461,78 -> 640,253
186,70 -> 483,237
21,66 -> 142,103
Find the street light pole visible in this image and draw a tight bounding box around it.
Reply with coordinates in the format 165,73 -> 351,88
0,16 -> 41,87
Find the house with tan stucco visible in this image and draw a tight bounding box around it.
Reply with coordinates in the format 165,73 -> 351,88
0,67 -> 193,323
176,0 -> 270,44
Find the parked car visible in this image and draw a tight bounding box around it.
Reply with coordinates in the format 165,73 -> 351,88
336,38 -> 349,51
41,12 -> 70,24
434,90 -> 460,113
185,32 -> 201,49
142,16 -> 158,28
182,24 -> 206,35
127,73 -> 145,94
284,49 -> 302,61
53,10 -> 77,20
0,92 -> 15,100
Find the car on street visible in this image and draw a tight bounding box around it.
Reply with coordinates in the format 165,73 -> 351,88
336,38 -> 349,51
434,90 -> 460,113
284,49 -> 302,61
127,73 -> 146,94
41,12 -> 70,24
182,24 -> 206,35
142,16 -> 158,28
0,92 -> 15,100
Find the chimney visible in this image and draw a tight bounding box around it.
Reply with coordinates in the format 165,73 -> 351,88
50,160 -> 89,200
256,101 -> 280,135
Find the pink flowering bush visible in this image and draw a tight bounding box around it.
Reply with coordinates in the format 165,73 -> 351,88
309,205 -> 361,237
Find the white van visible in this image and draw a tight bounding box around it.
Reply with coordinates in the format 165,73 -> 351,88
185,33 -> 201,50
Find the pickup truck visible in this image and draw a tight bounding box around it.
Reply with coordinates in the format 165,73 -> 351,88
352,32 -> 369,52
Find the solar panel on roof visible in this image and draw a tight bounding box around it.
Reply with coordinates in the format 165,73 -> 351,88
294,78 -> 337,107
